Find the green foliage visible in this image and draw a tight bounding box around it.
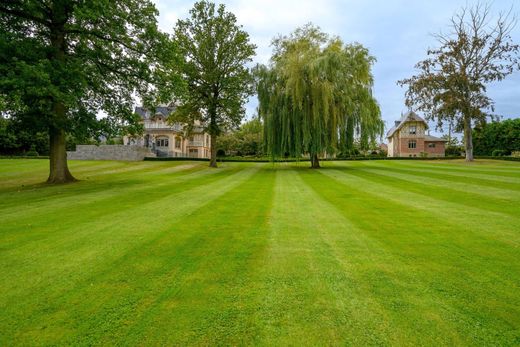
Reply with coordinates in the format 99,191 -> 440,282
217,117 -> 263,156
169,1 -> 256,165
473,118 -> 520,156
445,146 -> 462,157
255,24 -> 383,165
0,0 -> 180,179
491,149 -> 507,157
398,4 -> 520,161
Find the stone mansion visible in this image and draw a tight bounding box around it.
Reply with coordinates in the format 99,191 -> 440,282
386,111 -> 446,157
123,106 -> 211,158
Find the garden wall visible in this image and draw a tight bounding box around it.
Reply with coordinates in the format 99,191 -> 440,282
67,145 -> 154,161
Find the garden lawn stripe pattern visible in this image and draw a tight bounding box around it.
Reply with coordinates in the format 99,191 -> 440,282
0,159 -> 519,346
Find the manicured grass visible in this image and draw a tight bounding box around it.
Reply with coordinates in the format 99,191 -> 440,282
0,159 -> 519,345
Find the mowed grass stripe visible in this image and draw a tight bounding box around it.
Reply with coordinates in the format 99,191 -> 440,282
114,167 -> 276,345
390,160 -> 520,176
299,168 -> 520,346
4,166 -> 274,346
374,161 -> 520,185
253,167 -> 416,345
365,161 -> 520,191
0,162 -> 216,223
321,165 -> 520,247
341,163 -> 520,218
0,165 -> 259,316
354,163 -> 520,201
0,159 -> 519,346
334,165 -> 520,219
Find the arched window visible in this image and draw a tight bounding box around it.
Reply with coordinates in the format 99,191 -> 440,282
175,137 -> 182,149
156,136 -> 169,147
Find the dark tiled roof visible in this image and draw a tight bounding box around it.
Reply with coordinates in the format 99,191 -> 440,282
386,111 -> 427,138
134,106 -> 175,120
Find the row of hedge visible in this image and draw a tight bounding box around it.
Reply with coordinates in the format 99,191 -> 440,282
144,155 -> 520,162
2,155 -> 518,162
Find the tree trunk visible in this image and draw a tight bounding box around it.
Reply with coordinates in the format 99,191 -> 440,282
209,133 -> 218,168
47,125 -> 76,184
463,116 -> 474,162
310,153 -> 320,168
46,3 -> 75,183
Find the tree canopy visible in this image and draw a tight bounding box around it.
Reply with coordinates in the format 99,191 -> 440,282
398,3 -> 520,161
170,1 -> 256,168
473,118 -> 520,156
255,24 -> 383,168
0,0 -> 179,182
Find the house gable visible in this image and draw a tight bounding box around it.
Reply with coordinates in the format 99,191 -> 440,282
387,111 -> 446,158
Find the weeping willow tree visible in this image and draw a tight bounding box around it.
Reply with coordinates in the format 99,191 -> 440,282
255,24 -> 383,168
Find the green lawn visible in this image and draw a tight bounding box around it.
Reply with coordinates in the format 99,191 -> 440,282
1,159 -> 519,346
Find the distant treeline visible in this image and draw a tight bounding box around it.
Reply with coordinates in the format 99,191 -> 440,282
473,118 -> 520,156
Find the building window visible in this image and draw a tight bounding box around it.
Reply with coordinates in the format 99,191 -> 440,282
408,140 -> 416,149
156,137 -> 169,147
175,137 -> 181,149
409,125 -> 417,134
428,143 -> 436,148
189,148 -> 198,158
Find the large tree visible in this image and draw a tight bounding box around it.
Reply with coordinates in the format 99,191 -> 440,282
398,4 -> 519,161
170,1 -> 256,168
256,24 -> 383,168
0,0 -> 179,183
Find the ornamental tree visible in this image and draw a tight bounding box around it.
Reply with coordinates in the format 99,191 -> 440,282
398,4 -> 520,161
0,0 -> 180,183
169,1 -> 256,168
256,24 -> 383,168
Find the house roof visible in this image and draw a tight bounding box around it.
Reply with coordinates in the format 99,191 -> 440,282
134,106 -> 175,120
386,111 -> 427,138
424,135 -> 447,142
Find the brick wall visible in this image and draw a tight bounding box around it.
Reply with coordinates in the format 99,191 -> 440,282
424,142 -> 445,157
399,137 -> 425,157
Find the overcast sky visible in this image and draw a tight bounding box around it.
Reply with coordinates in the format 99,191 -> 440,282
153,0 -> 520,136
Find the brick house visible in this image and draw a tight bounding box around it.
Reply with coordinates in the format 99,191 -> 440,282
123,106 -> 211,158
386,112 -> 446,157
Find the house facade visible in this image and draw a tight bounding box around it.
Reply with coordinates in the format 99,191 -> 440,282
123,106 -> 211,158
386,111 -> 446,157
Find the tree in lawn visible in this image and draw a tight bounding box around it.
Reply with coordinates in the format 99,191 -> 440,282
398,4 -> 520,162
0,1 -> 179,183
170,1 -> 256,168
256,24 -> 383,168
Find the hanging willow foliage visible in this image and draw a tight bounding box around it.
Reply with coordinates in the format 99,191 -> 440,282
255,24 -> 383,167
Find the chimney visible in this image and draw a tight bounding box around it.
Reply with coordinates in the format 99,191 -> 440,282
394,121 -> 401,127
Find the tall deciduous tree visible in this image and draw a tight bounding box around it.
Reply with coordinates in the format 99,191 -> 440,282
256,24 -> 383,168
398,4 -> 519,161
170,1 -> 256,168
0,0 -> 179,183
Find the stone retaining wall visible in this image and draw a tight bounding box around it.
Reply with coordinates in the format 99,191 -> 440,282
67,145 -> 154,161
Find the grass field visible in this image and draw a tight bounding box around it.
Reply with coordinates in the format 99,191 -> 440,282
0,159 -> 519,346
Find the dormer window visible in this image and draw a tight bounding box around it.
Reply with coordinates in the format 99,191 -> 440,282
409,125 -> 417,134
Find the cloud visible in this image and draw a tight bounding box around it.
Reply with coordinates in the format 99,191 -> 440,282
152,0 -> 520,133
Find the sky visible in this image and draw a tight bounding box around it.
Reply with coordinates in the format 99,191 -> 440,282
152,0 -> 520,137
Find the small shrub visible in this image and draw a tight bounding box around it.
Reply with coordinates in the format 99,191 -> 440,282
492,149 -> 508,157
25,145 -> 39,157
